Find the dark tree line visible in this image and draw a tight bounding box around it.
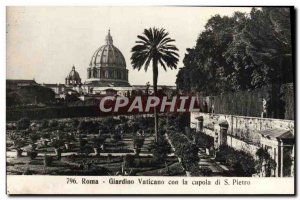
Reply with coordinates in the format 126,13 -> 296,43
7,85 -> 56,107
176,7 -> 293,96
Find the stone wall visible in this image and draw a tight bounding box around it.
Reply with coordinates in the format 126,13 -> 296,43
190,112 -> 294,156
228,137 -> 259,156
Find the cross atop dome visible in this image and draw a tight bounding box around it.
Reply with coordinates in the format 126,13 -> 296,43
105,29 -> 113,45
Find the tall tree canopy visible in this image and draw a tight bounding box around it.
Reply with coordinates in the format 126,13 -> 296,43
176,7 -> 293,95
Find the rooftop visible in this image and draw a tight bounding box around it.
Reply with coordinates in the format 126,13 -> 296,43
258,128 -> 294,140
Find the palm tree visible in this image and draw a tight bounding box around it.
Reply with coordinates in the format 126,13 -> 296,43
131,27 -> 179,142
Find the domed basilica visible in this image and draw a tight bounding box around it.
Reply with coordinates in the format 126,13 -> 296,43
40,30 -> 175,98
85,30 -> 130,87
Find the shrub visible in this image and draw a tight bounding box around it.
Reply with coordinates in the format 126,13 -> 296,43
51,139 -> 64,149
93,136 -> 106,148
168,131 -> 200,171
134,157 -> 158,168
49,120 -> 59,127
184,127 -> 193,141
119,116 -> 127,123
107,154 -> 112,163
6,123 -> 16,130
40,120 -> 49,128
195,132 -> 214,149
215,145 -> 233,163
72,119 -> 80,127
112,133 -> 122,142
44,155 -> 53,167
148,136 -> 171,163
17,118 -> 30,130
19,129 -> 31,138
124,154 -> 135,167
79,137 -> 88,149
102,117 -> 119,130
174,114 -> 190,132
216,145 -> 256,176
23,167 -> 33,175
199,167 -> 213,176
181,144 -> 199,171
78,121 -> 99,134
133,137 -> 145,149
158,118 -> 167,130
64,133 -> 76,144
255,147 -> 277,177
235,151 -> 256,176
28,132 -> 40,143
52,129 -> 65,140
8,131 -> 19,143
283,147 -> 293,177
27,151 -> 38,159
12,138 -> 26,150
82,145 -> 94,156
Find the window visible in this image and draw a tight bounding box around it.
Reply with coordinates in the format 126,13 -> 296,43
109,70 -> 113,78
88,69 -> 91,78
105,70 -> 109,78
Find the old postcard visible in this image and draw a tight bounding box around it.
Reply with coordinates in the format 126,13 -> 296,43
6,6 -> 295,195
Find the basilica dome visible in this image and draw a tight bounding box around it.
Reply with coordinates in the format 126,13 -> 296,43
85,30 -> 130,87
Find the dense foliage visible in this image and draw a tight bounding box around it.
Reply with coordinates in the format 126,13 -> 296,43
148,136 -> 172,163
194,132 -> 214,149
255,147 -> 277,177
176,8 -> 293,95
17,118 -> 31,130
7,85 -> 55,107
216,145 -> 256,176
168,131 -> 200,172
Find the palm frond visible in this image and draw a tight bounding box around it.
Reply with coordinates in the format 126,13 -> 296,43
131,27 -> 179,72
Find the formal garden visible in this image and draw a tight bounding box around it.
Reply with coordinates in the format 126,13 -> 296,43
6,115 -> 186,176
6,113 -> 276,177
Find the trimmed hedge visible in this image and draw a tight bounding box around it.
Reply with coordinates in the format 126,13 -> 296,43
7,106 -> 100,121
167,131 -> 199,172
194,132 -> 214,149
200,83 -> 294,120
215,145 -> 256,177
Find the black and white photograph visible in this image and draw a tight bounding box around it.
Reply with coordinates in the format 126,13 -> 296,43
5,5 -> 295,195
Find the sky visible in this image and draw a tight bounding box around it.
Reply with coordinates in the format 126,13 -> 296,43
6,6 -> 252,86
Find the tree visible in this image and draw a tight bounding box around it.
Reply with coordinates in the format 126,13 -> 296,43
223,12 -> 255,91
237,8 -> 292,89
239,8 -> 293,118
8,85 -> 55,106
177,14 -> 237,95
17,118 -> 30,130
93,136 -> 106,156
148,136 -> 171,163
8,132 -> 26,157
131,27 -> 179,141
176,8 -> 293,98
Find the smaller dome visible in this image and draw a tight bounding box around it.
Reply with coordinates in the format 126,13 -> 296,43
65,65 -> 81,86
67,66 -> 81,80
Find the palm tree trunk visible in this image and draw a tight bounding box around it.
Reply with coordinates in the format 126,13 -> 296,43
153,58 -> 159,142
